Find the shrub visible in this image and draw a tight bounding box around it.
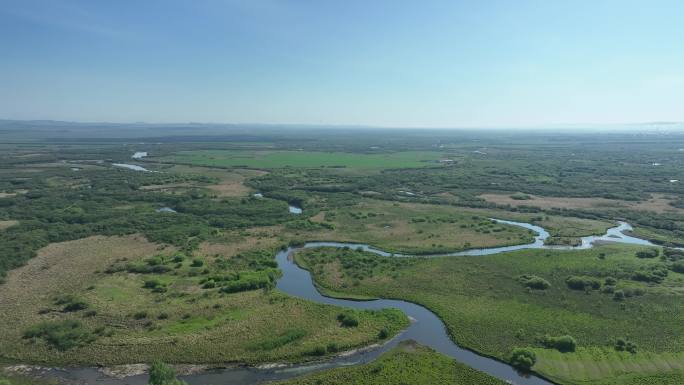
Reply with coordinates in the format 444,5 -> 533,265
146,256 -> 163,266
133,311 -> 148,320
566,276 -> 601,290
664,248 -> 684,261
615,338 -> 637,354
613,290 -> 626,301
510,348 -> 536,371
143,279 -> 162,289
251,329 -> 307,350
157,312 -> 169,320
149,361 -> 187,385
23,320 -> 94,351
632,265 -> 668,283
337,312 -> 359,327
378,328 -> 389,339
326,342 -> 339,352
604,276 -> 617,286
309,346 -> 327,356
672,261 -> 684,273
191,258 -> 204,267
635,249 -> 659,259
541,335 -> 577,352
511,193 -> 531,200
63,300 -> 89,312
517,274 -> 551,290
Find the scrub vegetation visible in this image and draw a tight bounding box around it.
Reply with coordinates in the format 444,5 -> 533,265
295,244 -> 684,384
1,128 -> 684,385
274,341 -> 506,385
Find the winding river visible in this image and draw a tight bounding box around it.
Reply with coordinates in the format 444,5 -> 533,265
21,220 -> 668,385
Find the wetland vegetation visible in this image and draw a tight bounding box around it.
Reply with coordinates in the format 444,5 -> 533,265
1,125 -> 684,384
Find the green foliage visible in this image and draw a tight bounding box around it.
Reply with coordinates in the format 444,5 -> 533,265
565,276 -> 601,290
615,338 -> 638,354
635,249 -> 659,259
148,361 -> 187,385
133,311 -> 149,320
540,335 -> 577,352
631,265 -> 668,283
218,269 -> 279,293
378,328 -> 389,339
672,260 -> 684,273
278,341 -> 507,385
54,295 -> 89,313
510,348 -> 536,371
250,329 -> 308,351
297,244 -> 684,384
510,193 -> 532,200
337,312 -> 360,327
22,320 -> 94,351
517,274 -> 551,290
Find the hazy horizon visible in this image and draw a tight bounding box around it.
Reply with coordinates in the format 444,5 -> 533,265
2,0 -> 683,127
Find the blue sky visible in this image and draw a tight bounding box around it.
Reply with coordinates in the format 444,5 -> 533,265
1,0 -> 683,127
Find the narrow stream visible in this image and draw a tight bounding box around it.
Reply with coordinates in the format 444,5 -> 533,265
19,220 -> 669,385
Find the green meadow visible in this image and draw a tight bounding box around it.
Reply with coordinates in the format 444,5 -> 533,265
295,244 -> 684,384
158,150 -> 447,169
274,341 -> 506,385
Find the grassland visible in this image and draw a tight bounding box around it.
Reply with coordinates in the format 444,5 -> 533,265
301,200 -> 535,254
157,150 -> 448,169
0,221 -> 18,231
273,341 -> 506,385
163,164 -> 267,197
0,235 -> 407,366
453,207 -> 615,245
295,244 -> 684,384
479,193 -> 684,214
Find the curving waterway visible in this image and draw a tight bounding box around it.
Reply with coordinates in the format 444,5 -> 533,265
19,220 -> 669,385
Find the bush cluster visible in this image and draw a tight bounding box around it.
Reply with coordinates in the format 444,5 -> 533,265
565,276 -> 601,291
517,274 -> 551,290
540,335 -> 577,352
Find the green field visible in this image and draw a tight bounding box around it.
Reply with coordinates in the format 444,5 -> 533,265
158,150 -> 448,169
274,341 -> 506,385
295,244 -> 684,384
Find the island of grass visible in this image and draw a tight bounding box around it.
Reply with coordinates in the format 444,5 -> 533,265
284,200 -> 537,255
273,340 -> 506,385
294,244 -> 684,385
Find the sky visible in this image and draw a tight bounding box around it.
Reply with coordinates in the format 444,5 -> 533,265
1,0 -> 683,128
